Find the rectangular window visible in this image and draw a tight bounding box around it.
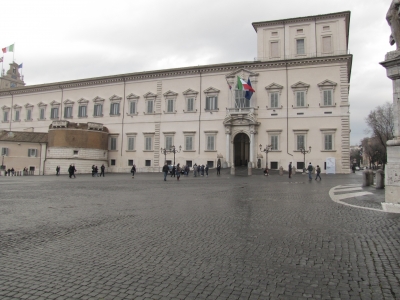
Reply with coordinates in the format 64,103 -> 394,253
64,107 -> 72,118
110,137 -> 117,150
186,160 -> 192,168
323,90 -> 332,106
127,137 -> 135,151
146,100 -> 154,113
167,99 -> 174,113
271,41 -> 279,58
296,91 -> 305,107
185,136 -> 193,151
94,104 -> 103,116
145,137 -> 152,151
15,110 -> 20,121
3,111 -> 8,122
207,136 -> 215,151
207,161 -> 214,168
165,136 -> 173,150
73,150 -> 79,155
234,91 -> 250,108
206,97 -> 218,110
271,136 -> 278,150
110,159 -> 116,166
297,162 -> 304,170
296,39 -> 305,55
297,135 -> 305,150
129,101 -> 136,114
28,149 -> 37,157
78,105 -> 87,117
27,109 -> 32,120
187,98 -> 194,111
270,93 -> 279,108
145,160 -> 151,166
40,108 -> 45,120
324,134 -> 333,150
1,148 -> 9,156
50,107 -> 59,119
270,162 -> 278,169
110,103 -> 120,115
322,36 -> 332,53
128,159 -> 134,166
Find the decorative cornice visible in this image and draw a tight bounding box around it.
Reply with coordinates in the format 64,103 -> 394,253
163,90 -> 178,97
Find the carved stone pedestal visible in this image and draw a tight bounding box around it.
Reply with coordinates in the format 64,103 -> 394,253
380,51 -> 400,213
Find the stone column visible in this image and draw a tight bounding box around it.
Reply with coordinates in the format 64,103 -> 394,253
380,51 -> 400,212
225,127 -> 231,167
250,131 -> 255,168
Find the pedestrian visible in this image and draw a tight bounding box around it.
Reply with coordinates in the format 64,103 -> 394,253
263,166 -> 269,176
100,164 -> 105,177
352,164 -> 356,173
217,163 -> 221,176
193,163 -> 198,177
205,165 -> 209,177
176,163 -> 181,181
185,165 -> 189,176
288,162 -> 292,178
171,165 -> 176,177
68,164 -> 76,179
131,164 -> 136,178
56,166 -> 60,176
307,162 -> 313,180
11,168 -> 14,176
315,165 -> 322,180
91,165 -> 95,177
162,163 -> 169,181
94,166 -> 99,177
198,165 -> 201,176
7,168 -> 10,176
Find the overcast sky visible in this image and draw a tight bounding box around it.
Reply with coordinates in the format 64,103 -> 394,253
1,0 -> 395,145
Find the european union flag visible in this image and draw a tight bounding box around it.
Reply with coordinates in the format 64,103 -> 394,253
18,63 -> 23,69
244,78 -> 253,100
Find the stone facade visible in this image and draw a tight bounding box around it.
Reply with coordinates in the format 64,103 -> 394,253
0,11 -> 352,174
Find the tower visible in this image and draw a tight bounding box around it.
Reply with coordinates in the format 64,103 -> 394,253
0,62 -> 25,89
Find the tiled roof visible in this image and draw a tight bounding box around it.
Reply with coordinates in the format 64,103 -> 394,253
0,131 -> 48,143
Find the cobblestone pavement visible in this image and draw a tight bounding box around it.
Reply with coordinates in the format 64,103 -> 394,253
0,170 -> 399,300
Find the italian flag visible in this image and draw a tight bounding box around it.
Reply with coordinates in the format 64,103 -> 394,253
2,44 -> 14,53
237,76 -> 255,92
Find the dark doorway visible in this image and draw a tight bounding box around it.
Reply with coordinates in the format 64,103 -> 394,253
233,133 -> 250,167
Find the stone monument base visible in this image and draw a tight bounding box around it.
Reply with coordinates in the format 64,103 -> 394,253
384,139 -> 400,212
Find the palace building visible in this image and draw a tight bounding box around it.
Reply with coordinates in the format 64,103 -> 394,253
0,11 -> 352,175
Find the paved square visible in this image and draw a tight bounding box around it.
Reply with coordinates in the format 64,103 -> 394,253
0,170 -> 399,299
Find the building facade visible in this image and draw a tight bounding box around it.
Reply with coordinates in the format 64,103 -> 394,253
0,11 -> 352,174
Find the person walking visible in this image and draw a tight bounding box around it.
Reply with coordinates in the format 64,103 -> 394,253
91,165 -> 95,177
11,168 -> 14,176
100,164 -> 105,177
162,163 -> 169,181
217,163 -> 221,176
56,166 -> 60,176
315,165 -> 322,181
288,162 -> 292,178
171,165 -> 176,177
176,163 -> 181,181
94,166 -> 99,177
307,162 -> 313,180
131,164 -> 136,178
205,165 -> 209,177
193,163 -> 198,177
68,164 -> 76,179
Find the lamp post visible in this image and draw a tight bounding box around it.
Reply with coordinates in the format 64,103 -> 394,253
259,144 -> 272,169
160,148 -> 168,164
160,145 -> 181,166
299,146 -> 312,173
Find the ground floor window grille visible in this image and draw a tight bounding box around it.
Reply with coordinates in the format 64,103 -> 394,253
186,160 -> 192,167
207,161 -> 214,168
270,162 -> 278,169
110,159 -> 116,166
297,162 -> 304,170
145,160 -> 151,166
128,160 -> 134,166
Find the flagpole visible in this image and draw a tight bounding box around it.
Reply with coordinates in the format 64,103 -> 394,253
13,42 -> 15,62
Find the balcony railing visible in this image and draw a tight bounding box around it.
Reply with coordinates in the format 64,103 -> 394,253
254,50 -> 350,62
226,107 -> 257,114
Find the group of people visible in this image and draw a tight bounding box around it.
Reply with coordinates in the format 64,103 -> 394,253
162,162 -> 222,181
4,168 -> 15,176
92,165 -> 105,177
288,162 -> 321,180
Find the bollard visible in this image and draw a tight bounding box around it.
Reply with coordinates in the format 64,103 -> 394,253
279,166 -> 284,176
369,169 -> 374,186
376,169 -> 385,189
248,162 -> 252,176
292,166 -> 296,175
362,170 -> 370,187
230,164 -> 235,175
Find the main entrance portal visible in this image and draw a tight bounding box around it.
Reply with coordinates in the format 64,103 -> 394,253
233,133 -> 250,167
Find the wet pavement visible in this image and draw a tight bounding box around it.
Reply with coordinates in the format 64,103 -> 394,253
0,169 -> 399,299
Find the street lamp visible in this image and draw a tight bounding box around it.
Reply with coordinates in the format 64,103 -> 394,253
160,148 -> 168,164
259,144 -> 272,169
160,145 -> 182,166
299,146 -> 312,173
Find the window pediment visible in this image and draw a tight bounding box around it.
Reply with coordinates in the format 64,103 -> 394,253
143,92 -> 157,99
265,83 -> 284,90
25,103 -> 34,108
2,105 -> 10,111
204,87 -> 220,94
50,100 -> 60,106
37,102 -> 47,107
93,96 -> 105,103
77,98 -> 89,104
225,68 -> 259,79
182,89 -> 198,96
63,99 -> 74,105
291,81 -> 310,90
109,95 -> 122,101
317,79 -> 337,90
13,104 -> 22,109
126,93 -> 140,100
163,90 -> 178,98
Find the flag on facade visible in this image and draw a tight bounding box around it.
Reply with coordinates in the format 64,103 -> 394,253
18,63 -> 23,69
244,78 -> 254,100
2,44 -> 14,53
237,76 -> 255,92
226,78 -> 232,90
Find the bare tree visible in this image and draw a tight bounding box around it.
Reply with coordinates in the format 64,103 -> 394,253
364,102 -> 394,167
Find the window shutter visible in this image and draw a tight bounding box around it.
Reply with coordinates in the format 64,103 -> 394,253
296,39 -> 305,54
187,98 -> 194,111
207,136 -> 214,150
325,135 -> 332,150
27,109 -> 31,120
297,135 -> 304,150
322,36 -> 332,53
206,97 -> 210,110
214,97 -> 218,110
130,102 -> 136,114
185,136 -> 192,150
128,137 -> 134,150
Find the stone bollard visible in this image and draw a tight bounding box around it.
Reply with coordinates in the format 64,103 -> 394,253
279,166 -> 284,176
230,164 -> 235,175
376,169 -> 385,189
248,162 -> 252,176
369,169 -> 374,186
362,170 -> 370,187
292,166 -> 296,175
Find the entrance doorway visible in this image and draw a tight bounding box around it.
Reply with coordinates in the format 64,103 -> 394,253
233,133 -> 250,167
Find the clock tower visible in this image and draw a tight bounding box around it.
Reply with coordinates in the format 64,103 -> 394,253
0,62 -> 25,90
